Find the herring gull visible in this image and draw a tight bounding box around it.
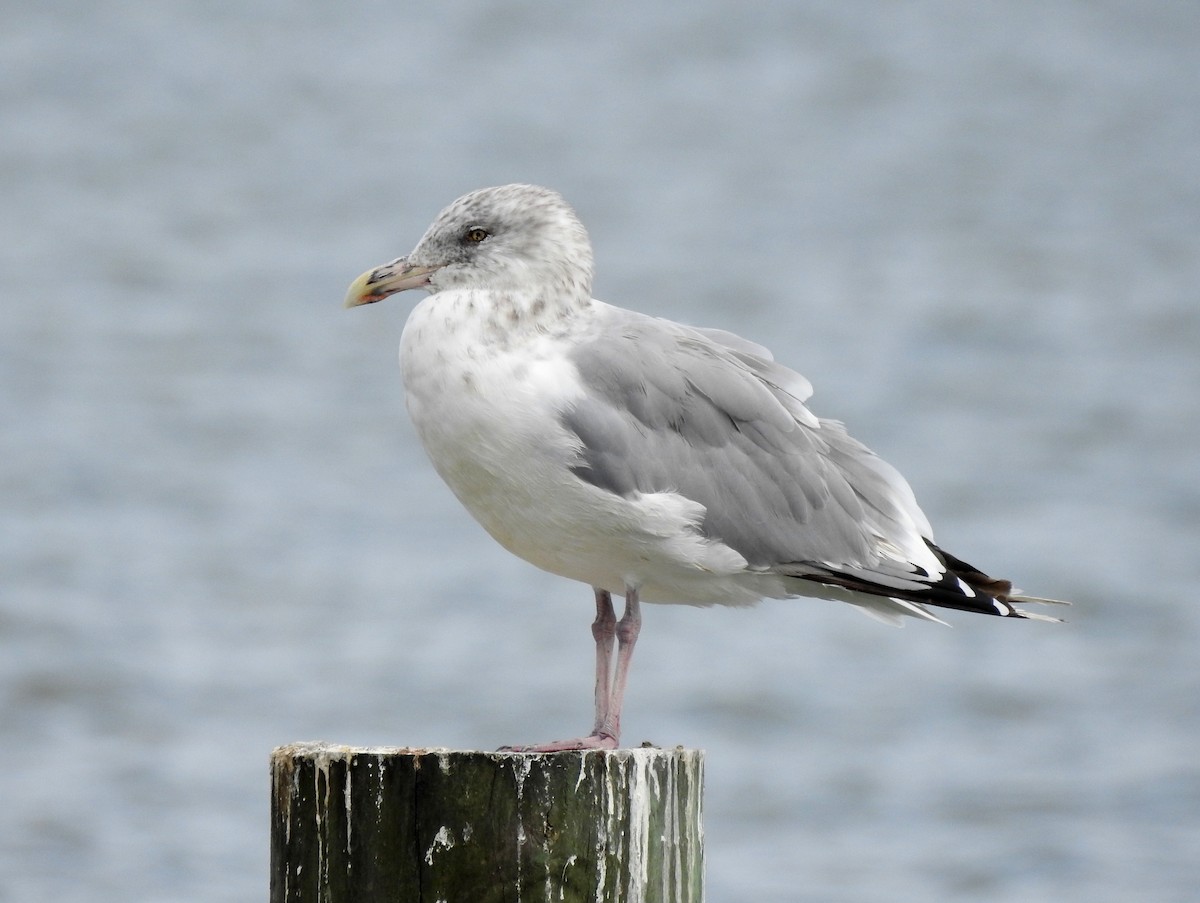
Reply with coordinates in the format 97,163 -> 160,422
344,184 -> 1065,752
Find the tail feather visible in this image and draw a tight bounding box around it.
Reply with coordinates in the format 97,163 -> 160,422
1010,592 -> 1072,607
1008,592 -> 1072,623
788,542 -> 1069,623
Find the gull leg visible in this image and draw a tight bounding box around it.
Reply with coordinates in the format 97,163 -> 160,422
590,589 -> 617,736
596,587 -> 641,743
500,587 -> 640,753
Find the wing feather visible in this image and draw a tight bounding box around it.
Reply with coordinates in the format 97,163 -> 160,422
563,308 -> 918,569
561,306 -> 1062,621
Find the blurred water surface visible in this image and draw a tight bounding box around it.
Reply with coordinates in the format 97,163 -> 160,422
2,2 -> 1199,901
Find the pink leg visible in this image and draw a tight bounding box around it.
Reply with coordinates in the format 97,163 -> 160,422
596,588 -> 641,743
502,587 -> 642,753
590,589 -> 617,736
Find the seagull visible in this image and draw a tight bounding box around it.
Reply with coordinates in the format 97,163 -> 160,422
344,184 -> 1065,752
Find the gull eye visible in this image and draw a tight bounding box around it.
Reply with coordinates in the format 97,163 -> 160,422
464,227 -> 489,243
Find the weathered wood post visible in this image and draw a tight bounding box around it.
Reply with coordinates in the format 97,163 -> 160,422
270,742 -> 704,903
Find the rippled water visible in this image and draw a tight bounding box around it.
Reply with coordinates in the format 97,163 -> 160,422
3,2 -> 1199,901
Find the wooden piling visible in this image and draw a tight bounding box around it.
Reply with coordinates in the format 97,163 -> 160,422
270,742 -> 704,903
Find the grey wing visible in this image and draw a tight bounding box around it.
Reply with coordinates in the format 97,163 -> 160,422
562,309 -> 937,573
690,325 -> 816,404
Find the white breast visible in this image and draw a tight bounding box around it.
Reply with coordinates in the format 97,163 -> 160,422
401,290 -> 597,558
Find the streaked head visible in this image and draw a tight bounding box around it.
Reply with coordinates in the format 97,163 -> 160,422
345,184 -> 595,308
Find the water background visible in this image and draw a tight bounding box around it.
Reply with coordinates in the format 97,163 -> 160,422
3,2 -> 1199,901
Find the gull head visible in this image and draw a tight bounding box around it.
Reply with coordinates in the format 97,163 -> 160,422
345,184 -> 595,308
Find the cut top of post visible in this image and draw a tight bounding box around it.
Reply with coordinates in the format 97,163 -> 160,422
270,743 -> 705,903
